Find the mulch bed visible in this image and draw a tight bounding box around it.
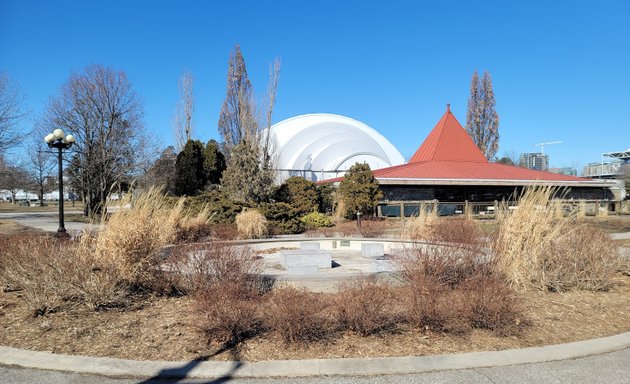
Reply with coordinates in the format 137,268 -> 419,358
1,274 -> 629,362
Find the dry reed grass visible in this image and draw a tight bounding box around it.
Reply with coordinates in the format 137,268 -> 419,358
235,209 -> 268,239
401,207 -> 438,240
93,188 -> 213,289
494,186 -> 621,292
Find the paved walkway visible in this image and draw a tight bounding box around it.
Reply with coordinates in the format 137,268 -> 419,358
0,211 -> 94,235
1,347 -> 629,383
1,332 -> 629,381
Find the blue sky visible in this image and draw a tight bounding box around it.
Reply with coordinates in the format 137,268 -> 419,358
1,0 -> 629,171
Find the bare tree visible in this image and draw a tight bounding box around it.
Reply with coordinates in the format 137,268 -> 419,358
494,150 -> 519,166
466,71 -> 500,160
0,72 -> 27,154
260,58 -> 281,171
219,46 -> 281,203
217,45 -> 256,157
0,158 -> 29,204
26,137 -> 56,206
41,64 -> 146,216
173,70 -> 195,152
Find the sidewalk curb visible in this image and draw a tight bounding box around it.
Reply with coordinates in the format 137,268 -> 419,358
1,332 -> 629,379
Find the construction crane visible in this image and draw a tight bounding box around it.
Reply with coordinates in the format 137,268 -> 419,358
534,141 -> 562,155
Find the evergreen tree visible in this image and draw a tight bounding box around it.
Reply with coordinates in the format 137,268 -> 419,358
174,140 -> 206,196
465,71 -> 500,160
274,176 -> 318,216
338,163 -> 383,219
203,139 -> 226,186
221,140 -> 273,203
217,45 -> 280,204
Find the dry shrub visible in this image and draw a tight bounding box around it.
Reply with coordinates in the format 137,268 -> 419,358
405,280 -> 470,334
334,277 -> 401,336
396,242 -> 522,335
265,286 -> 334,344
0,235 -> 125,314
402,208 -> 438,240
333,220 -> 360,237
398,244 -> 487,288
397,245 -> 479,333
541,226 -> 621,291
210,223 -> 238,240
494,186 -> 621,291
190,242 -> 269,345
165,242 -> 266,294
359,218 -> 386,238
0,188 -> 218,314
195,284 -> 265,346
235,209 -> 268,239
0,236 -> 73,315
461,276 -> 523,335
429,217 -> 484,249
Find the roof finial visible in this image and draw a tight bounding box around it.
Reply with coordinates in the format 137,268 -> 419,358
446,104 -> 451,112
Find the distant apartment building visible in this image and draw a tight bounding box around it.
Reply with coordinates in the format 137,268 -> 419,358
520,152 -> 549,171
549,167 -> 577,176
582,148 -> 630,179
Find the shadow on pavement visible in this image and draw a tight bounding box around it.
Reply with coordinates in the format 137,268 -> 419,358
135,343 -> 243,384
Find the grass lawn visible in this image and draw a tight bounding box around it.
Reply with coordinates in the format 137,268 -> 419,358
0,201 -> 84,213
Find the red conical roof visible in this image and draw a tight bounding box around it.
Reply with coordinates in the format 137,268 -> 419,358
409,107 -> 487,163
319,107 -> 594,185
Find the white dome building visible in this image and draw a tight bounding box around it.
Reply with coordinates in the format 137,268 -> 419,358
269,114 -> 405,182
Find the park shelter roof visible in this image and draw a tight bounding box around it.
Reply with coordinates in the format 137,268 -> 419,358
322,107 -> 612,188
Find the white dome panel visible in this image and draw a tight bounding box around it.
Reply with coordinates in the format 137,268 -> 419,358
269,114 -> 405,182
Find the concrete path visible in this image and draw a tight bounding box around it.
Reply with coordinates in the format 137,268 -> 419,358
1,347 -> 629,383
610,232 -> 630,240
1,332 -> 629,381
0,211 -> 94,235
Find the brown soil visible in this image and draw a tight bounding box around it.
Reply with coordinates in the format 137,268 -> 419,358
1,275 -> 629,362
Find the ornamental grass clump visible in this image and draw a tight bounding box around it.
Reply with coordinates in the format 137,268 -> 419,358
493,186 -> 621,292
235,209 -> 268,239
93,187 -> 213,289
401,207 -> 438,240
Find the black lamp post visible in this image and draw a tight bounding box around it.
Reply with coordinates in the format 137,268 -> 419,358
44,129 -> 75,238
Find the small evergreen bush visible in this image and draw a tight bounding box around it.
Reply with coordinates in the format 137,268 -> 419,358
300,212 -> 333,230
261,202 -> 304,235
